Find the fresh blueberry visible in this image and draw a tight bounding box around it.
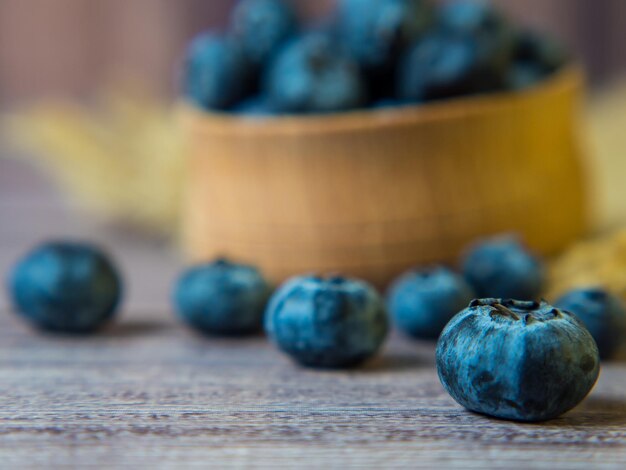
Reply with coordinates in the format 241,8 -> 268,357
437,299 -> 600,422
461,236 -> 545,300
388,266 -> 475,340
337,0 -> 433,97
512,30 -> 568,74
183,33 -> 252,111
505,30 -> 567,90
8,241 -> 122,333
230,95 -> 276,117
555,288 -> 626,360
505,62 -> 546,91
173,259 -> 271,336
401,0 -> 515,98
265,275 -> 389,368
263,33 -> 367,113
398,32 -> 489,101
230,0 -> 297,65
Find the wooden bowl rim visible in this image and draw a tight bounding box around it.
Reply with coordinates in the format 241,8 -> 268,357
181,65 -> 583,137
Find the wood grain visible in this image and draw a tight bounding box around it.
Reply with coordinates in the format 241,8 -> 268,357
1,157 -> 626,469
182,68 -> 588,287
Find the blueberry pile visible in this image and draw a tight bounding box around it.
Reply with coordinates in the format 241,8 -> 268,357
7,232 -> 625,422
182,0 -> 568,116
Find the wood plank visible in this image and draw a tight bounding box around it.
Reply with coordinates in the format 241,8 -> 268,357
1,157 -> 626,468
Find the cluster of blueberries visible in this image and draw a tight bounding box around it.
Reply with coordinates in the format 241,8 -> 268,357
7,236 -> 626,423
183,0 -> 567,116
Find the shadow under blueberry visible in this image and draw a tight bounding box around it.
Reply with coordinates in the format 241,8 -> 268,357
356,352 -> 430,373
554,396 -> 626,427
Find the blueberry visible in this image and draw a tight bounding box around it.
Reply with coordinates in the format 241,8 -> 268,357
462,236 -> 545,300
8,241 -> 122,333
436,299 -> 600,422
337,0 -> 433,96
230,95 -> 276,117
173,258 -> 271,336
398,32 -> 489,101
505,62 -> 545,91
263,33 -> 367,113
388,266 -> 475,340
183,33 -> 252,111
265,275 -> 389,368
555,288 -> 626,360
397,0 -> 515,100
230,0 -> 297,65
505,30 -> 567,90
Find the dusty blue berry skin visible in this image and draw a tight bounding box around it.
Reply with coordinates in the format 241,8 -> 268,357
265,275 -> 389,368
462,236 -> 545,300
183,33 -> 252,111
555,288 -> 626,360
388,266 -> 475,340
338,0 -> 432,69
436,299 -> 600,422
230,0 -> 297,65
263,33 -> 366,114
174,259 -> 271,336
8,242 -> 122,334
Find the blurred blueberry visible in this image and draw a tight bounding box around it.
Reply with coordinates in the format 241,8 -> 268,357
265,275 -> 388,368
183,33 -> 253,111
230,95 -> 277,117
462,235 -> 545,300
555,288 -> 626,360
174,259 -> 271,336
388,266 -> 475,340
263,33 -> 367,113
230,0 -> 297,65
505,30 -> 568,90
8,241 -> 122,333
505,62 -> 545,90
398,32 -> 489,101
437,298 -> 600,422
399,0 -> 513,101
337,0 -> 433,97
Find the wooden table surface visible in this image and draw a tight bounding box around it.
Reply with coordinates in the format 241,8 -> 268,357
1,157 -> 626,469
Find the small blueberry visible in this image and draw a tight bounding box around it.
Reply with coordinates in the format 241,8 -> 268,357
436,299 -> 600,422
230,0 -> 297,65
8,241 -> 122,333
173,258 -> 271,336
555,288 -> 626,360
387,266 -> 475,340
183,33 -> 252,111
265,275 -> 389,368
263,33 -> 367,114
461,235 -> 545,300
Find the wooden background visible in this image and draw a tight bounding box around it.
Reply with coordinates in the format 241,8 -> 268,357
1,156 -> 626,467
0,0 -> 625,105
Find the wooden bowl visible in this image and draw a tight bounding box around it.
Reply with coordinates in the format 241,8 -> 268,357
181,66 -> 588,287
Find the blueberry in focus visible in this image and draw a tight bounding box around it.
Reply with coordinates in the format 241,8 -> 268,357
555,288 -> 626,360
174,258 -> 271,336
263,33 -> 367,113
436,299 -> 600,422
337,0 -> 433,97
183,33 -> 252,111
265,275 -> 389,368
462,235 -> 545,300
387,266 -> 475,340
230,0 -> 297,65
8,241 -> 122,333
